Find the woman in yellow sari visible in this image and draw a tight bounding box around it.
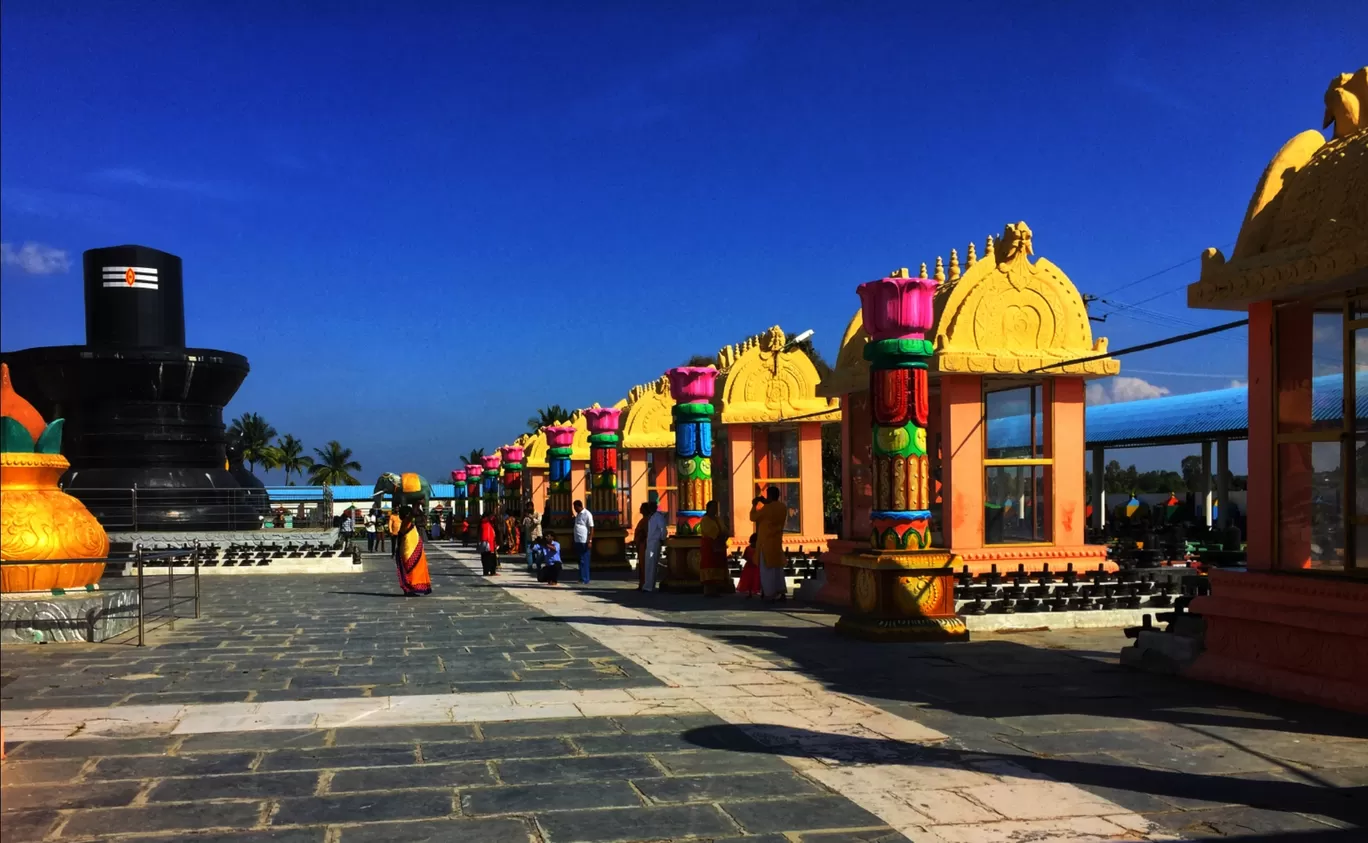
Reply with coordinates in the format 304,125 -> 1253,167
698,500 -> 733,597
395,505 -> 432,596
749,486 -> 788,602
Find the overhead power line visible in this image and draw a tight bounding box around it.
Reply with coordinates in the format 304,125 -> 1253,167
1026,318 -> 1249,374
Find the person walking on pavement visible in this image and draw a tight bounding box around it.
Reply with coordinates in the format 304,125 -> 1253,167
571,499 -> 594,584
643,502 -> 668,592
479,513 -> 499,576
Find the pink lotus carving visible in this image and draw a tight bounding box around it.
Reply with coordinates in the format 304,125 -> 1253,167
667,366 -> 718,403
543,425 -> 577,448
500,445 -> 525,464
452,470 -> 466,483
481,454 -> 502,472
856,275 -> 939,341
584,406 -> 622,434
465,464 -> 483,479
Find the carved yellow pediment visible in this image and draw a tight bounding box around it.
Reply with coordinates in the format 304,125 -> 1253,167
1189,68 -> 1368,310
518,431 -> 547,469
621,377 -> 675,450
827,224 -> 1119,393
715,325 -> 840,424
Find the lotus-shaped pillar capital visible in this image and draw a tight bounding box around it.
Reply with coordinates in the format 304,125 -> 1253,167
452,470 -> 466,483
500,445 -> 525,464
480,454 -> 502,472
666,366 -> 718,404
465,463 -> 483,478
856,273 -> 939,341
542,425 -> 577,448
584,406 -> 622,434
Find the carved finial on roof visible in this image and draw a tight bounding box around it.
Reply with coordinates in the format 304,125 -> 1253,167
948,249 -> 961,281
1324,68 -> 1368,139
891,267 -> 909,278
1000,221 -> 1034,263
985,234 -> 995,256
918,262 -> 928,279
966,242 -> 977,267
933,256 -> 945,282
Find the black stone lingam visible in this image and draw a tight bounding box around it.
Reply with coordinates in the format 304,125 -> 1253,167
2,245 -> 262,530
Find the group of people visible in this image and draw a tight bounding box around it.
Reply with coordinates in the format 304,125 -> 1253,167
627,486 -> 790,602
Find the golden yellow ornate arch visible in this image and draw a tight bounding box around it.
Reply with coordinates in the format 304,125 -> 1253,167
825,223 -> 1119,392
621,376 -> 675,450
715,325 -> 840,424
1189,68 -> 1368,309
517,431 -> 546,469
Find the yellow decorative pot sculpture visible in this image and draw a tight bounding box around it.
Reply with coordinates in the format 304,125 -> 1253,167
0,364 -> 108,592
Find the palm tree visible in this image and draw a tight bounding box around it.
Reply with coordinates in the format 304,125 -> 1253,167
308,441 -> 362,486
461,447 -> 486,466
257,444 -> 284,474
276,434 -> 313,485
227,412 -> 278,473
526,404 -> 573,433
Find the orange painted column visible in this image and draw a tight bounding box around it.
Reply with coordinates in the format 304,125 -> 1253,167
1245,301 -> 1277,570
570,460 -> 589,509
941,374 -> 984,551
798,422 -> 825,540
727,423 -> 755,543
1275,303 -> 1314,570
528,467 -> 548,518
1050,378 -> 1087,547
842,392 -> 873,540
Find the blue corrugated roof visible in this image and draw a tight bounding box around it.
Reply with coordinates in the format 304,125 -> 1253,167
265,483 -> 461,502
988,372 -> 1364,450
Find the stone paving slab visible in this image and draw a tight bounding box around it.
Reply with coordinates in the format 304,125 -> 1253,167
2,713 -> 910,842
0,555 -> 658,711
3,543 -> 1365,842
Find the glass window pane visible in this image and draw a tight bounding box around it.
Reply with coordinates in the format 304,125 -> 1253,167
1278,303 -> 1344,434
985,464 -> 1049,544
1356,329 -> 1366,433
986,385 -> 1043,459
1278,441 -> 1344,570
765,428 -> 799,478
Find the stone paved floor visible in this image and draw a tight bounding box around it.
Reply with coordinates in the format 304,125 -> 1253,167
1,545 -> 1364,842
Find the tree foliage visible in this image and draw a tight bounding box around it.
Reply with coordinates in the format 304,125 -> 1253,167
462,447 -> 487,465
526,405 -> 574,433
227,412 -> 278,474
308,441 -> 362,486
276,434 -> 313,485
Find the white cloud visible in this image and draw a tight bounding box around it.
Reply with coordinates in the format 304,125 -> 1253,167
1228,379 -> 1247,388
1086,376 -> 1171,406
0,241 -> 70,275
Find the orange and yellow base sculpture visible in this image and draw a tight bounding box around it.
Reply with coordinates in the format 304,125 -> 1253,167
0,364 -> 108,592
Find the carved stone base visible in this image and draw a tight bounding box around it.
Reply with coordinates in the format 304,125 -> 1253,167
834,548 -> 968,643
660,537 -> 703,592
1,587 -> 139,643
1181,569 -> 1368,714
590,527 -> 631,570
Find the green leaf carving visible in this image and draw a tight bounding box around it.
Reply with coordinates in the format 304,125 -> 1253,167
0,416 -> 35,453
35,419 -> 64,454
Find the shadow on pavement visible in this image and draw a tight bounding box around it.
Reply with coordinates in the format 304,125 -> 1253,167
682,723 -> 1368,830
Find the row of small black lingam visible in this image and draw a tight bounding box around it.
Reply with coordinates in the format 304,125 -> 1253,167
725,547 -> 824,580
953,563 -> 1193,615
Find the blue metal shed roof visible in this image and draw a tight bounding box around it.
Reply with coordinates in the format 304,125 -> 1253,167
985,372 -> 1364,451
265,483 -> 461,503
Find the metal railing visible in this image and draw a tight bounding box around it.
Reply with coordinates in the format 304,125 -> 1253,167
60,486 -> 334,531
0,544 -> 201,646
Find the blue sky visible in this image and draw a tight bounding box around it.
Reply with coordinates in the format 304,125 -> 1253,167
2,1 -> 1361,482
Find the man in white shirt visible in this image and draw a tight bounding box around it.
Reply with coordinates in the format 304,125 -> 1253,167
643,502 -> 669,592
571,500 -> 595,584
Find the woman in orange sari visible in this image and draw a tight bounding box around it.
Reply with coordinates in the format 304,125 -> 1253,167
395,505 -> 432,596
698,500 -> 733,597
736,533 -> 761,598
